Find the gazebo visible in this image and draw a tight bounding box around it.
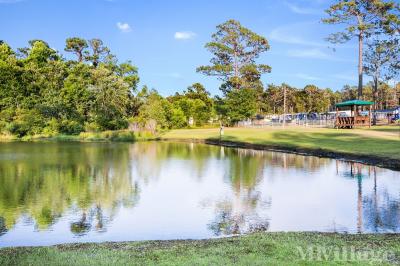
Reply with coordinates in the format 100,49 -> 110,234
335,100 -> 374,129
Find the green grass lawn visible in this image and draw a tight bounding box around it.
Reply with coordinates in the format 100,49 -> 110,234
1,233 -> 399,265
162,125 -> 400,161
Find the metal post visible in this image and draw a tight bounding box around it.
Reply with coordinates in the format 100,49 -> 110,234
283,85 -> 286,128
368,105 -> 371,128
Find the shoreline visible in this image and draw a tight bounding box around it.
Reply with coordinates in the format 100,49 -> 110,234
1,130 -> 399,170
161,137 -> 400,171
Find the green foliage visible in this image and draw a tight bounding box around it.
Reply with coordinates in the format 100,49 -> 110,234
322,0 -> 399,98
322,0 -> 396,42
86,39 -> 111,67
7,109 -> 45,137
65,37 -> 88,62
59,120 -> 84,135
165,83 -> 215,128
170,107 -> 187,128
137,90 -> 172,130
364,38 -> 399,83
0,39 -> 139,137
224,88 -> 257,124
197,19 -> 271,92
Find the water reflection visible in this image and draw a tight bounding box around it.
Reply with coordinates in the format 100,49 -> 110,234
0,142 -> 399,247
0,143 -> 139,234
0,217 -> 6,236
335,162 -> 400,233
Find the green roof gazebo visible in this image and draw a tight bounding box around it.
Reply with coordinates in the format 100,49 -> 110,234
335,100 -> 374,129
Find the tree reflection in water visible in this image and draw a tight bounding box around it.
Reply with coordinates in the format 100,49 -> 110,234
208,148 -> 335,236
0,142 -> 140,236
363,167 -> 400,233
338,162 -> 400,233
0,217 -> 6,236
0,142 -> 399,243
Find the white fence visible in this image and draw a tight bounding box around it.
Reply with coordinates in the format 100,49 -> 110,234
236,108 -> 399,128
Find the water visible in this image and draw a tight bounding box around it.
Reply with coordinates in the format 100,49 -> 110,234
0,141 -> 399,247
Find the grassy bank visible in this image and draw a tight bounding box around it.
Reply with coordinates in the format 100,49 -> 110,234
0,130 -> 157,142
1,232 -> 399,265
162,126 -> 400,166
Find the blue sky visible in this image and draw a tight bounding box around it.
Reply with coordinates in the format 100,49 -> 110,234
0,0 -> 380,96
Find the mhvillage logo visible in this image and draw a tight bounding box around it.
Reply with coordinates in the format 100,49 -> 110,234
297,246 -> 395,263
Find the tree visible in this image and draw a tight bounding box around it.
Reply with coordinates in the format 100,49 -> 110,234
25,40 -> 59,64
183,83 -> 214,125
364,38 -> 399,124
86,39 -> 110,67
379,2 -> 400,34
65,37 -> 88,62
225,88 -> 257,124
184,83 -> 212,105
197,19 -> 271,92
0,38 -> 142,136
137,90 -> 172,130
322,0 -> 396,98
89,65 -> 130,130
301,85 -> 331,113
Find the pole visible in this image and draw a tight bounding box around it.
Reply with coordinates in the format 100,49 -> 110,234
368,105 -> 371,128
336,107 -> 338,129
283,85 -> 286,128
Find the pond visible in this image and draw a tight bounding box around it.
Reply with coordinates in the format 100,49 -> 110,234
0,141 -> 399,247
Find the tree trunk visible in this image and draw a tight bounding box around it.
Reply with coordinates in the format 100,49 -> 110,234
358,33 -> 363,99
233,46 -> 240,90
78,51 -> 83,62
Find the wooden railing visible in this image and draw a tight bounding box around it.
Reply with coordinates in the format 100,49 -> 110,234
335,116 -> 370,128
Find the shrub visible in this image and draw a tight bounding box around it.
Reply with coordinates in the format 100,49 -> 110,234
42,118 -> 60,135
59,120 -> 83,135
170,108 -> 187,129
84,122 -> 102,132
7,109 -> 45,137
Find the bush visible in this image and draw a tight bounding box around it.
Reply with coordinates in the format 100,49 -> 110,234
59,120 -> 83,135
7,109 -> 45,137
84,122 -> 102,132
170,108 -> 187,129
42,118 -> 60,135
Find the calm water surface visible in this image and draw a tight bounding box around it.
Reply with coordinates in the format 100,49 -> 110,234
0,142 -> 399,247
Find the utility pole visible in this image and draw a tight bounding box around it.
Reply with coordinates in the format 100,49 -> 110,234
283,84 -> 287,128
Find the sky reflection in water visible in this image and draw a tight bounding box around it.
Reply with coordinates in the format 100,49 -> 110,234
0,142 -> 399,247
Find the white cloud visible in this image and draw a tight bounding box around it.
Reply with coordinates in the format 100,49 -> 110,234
284,2 -> 322,15
269,23 -> 357,50
295,73 -> 322,81
286,48 -> 355,62
269,24 -> 326,47
287,48 -> 331,59
174,31 -> 196,40
116,22 -> 132,33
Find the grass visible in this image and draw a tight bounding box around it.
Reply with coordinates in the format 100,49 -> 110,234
162,125 -> 400,161
1,232 -> 399,265
6,130 -> 158,142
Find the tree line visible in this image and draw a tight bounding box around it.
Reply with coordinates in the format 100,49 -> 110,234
0,0 -> 399,136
